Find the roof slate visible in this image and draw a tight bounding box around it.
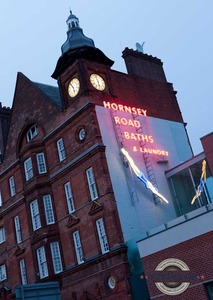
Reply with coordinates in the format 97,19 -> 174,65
33,82 -> 62,110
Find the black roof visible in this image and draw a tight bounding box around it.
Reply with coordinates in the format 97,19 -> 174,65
33,82 -> 62,110
52,46 -> 114,79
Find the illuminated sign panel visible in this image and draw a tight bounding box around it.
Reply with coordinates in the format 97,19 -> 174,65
114,116 -> 141,127
103,101 -> 169,157
103,101 -> 147,116
123,132 -> 154,143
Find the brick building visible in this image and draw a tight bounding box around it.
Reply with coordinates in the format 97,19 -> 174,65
0,12 -> 131,300
137,132 -> 213,300
0,10 -> 212,300
0,103 -> 11,158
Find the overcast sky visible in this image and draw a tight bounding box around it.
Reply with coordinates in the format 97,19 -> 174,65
0,0 -> 212,155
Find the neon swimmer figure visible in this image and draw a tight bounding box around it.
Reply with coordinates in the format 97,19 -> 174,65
121,148 -> 169,204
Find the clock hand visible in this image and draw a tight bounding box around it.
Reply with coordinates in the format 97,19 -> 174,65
71,83 -> 75,92
97,78 -> 101,88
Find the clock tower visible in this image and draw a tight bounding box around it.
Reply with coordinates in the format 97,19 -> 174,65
51,12 -> 131,299
52,10 -> 114,110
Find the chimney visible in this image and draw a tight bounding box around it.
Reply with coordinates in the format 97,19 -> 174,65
122,47 -> 167,82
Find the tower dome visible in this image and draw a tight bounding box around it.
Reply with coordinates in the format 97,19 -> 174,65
61,10 -> 95,54
52,10 -> 114,79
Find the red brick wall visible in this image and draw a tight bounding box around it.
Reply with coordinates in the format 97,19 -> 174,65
142,231 -> 213,299
201,132 -> 213,175
0,43 -> 188,299
0,82 -> 130,299
58,58 -> 184,125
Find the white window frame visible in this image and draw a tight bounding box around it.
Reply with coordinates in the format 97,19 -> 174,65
36,153 -> 47,174
14,216 -> 22,244
73,230 -> 84,264
0,190 -> 2,206
0,227 -> 6,244
86,167 -> 98,200
37,246 -> 48,279
0,265 -> 6,281
30,199 -> 41,231
64,182 -> 75,213
50,242 -> 63,274
9,176 -> 16,197
96,218 -> 109,254
24,157 -> 33,181
57,138 -> 66,162
19,259 -> 27,285
43,195 -> 55,225
26,124 -> 38,142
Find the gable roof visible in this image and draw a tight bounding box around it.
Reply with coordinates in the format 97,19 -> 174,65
33,82 -> 62,110
1,73 -> 63,167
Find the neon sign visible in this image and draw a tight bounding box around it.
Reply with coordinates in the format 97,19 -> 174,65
191,160 -> 206,204
114,116 -> 141,128
133,147 -> 169,156
121,148 -> 169,203
103,101 -> 147,117
103,100 -> 169,157
124,132 -> 154,143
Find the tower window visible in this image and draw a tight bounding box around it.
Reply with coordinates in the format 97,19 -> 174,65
64,182 -> 75,213
0,190 -> 2,206
14,216 -> 22,244
73,230 -> 84,264
0,227 -> 6,244
36,153 -> 47,174
57,138 -> 66,162
36,246 -> 48,279
9,176 -> 16,197
0,265 -> 6,281
96,218 -> 109,254
26,124 -> 38,142
43,195 -> 55,225
20,259 -> 27,285
86,167 -> 98,201
30,199 -> 41,231
50,242 -> 63,274
24,157 -> 33,181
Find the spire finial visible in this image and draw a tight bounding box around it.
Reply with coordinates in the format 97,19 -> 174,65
61,9 -> 95,54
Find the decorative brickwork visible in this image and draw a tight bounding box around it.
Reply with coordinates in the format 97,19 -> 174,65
142,232 -> 213,299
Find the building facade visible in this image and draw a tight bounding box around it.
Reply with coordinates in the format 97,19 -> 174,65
0,12 -> 131,300
0,10 -> 212,300
137,132 -> 213,299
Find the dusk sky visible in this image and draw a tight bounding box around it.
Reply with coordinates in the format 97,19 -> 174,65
0,0 -> 212,154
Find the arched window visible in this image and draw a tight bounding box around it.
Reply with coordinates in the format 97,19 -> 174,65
26,124 -> 38,142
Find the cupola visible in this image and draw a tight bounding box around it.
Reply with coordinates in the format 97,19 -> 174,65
61,10 -> 95,54
52,10 -> 114,79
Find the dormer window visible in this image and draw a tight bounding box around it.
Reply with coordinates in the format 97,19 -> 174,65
27,125 -> 38,142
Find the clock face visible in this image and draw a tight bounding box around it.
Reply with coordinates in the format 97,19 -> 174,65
68,78 -> 80,97
90,74 -> 105,91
